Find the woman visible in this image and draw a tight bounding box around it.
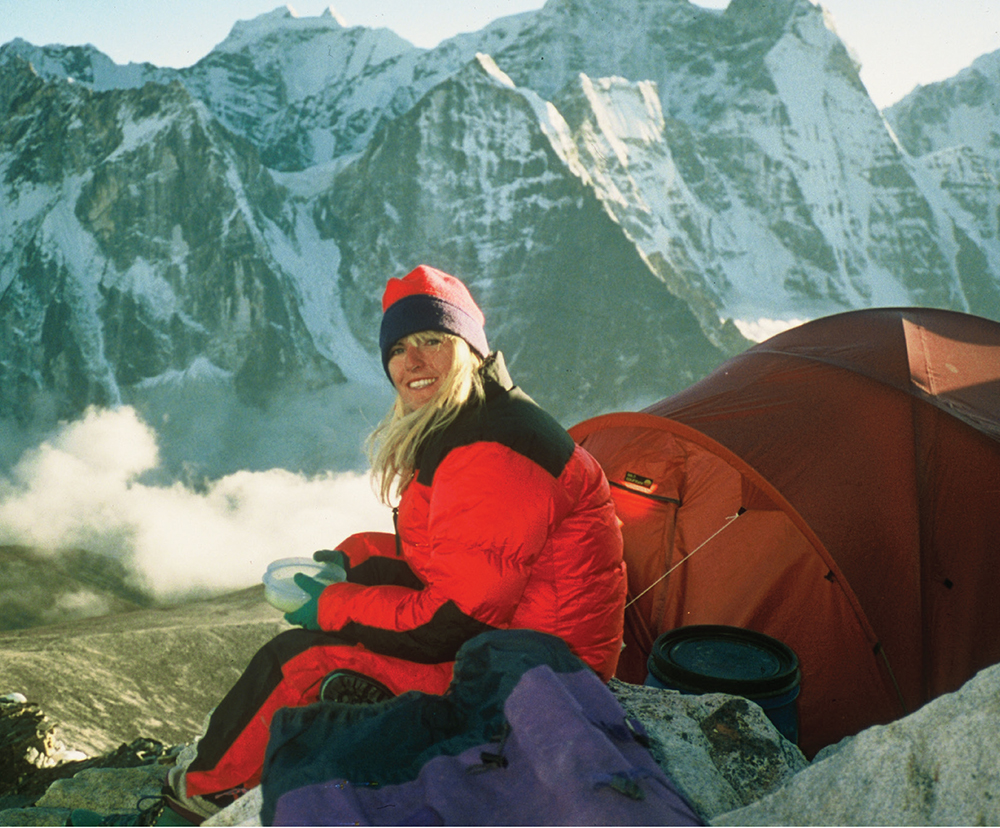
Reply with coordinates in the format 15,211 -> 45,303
167,265 -> 626,820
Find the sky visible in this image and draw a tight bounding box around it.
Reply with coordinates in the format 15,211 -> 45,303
1,1 -> 998,110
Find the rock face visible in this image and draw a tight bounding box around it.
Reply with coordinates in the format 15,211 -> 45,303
712,661 -> 1000,826
3,0 -> 1000,456
0,55 -> 342,425
326,54 -> 733,420
884,50 -> 1000,323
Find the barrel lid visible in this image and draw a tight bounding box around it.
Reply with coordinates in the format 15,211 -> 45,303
648,625 -> 800,696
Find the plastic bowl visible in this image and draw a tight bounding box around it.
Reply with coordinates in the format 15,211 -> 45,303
262,557 -> 346,613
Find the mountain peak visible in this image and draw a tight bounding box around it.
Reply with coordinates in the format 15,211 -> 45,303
320,6 -> 349,25
0,38 -> 160,90
215,5 -> 349,54
724,0 -> 822,36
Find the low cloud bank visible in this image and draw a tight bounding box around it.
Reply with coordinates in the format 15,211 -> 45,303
0,406 -> 393,602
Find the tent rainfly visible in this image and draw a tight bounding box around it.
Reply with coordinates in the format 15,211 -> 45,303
570,308 -> 1000,757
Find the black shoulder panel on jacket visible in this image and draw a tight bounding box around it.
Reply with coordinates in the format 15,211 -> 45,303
415,354 -> 575,486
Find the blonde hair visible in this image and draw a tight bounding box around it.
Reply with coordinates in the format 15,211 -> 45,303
367,332 -> 485,504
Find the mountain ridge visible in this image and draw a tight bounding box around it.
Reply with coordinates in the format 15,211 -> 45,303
2,0 -> 1000,472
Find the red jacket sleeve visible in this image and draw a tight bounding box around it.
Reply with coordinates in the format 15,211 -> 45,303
317,442 -> 558,634
336,531 -> 397,567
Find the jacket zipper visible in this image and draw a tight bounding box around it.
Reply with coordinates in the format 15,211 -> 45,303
393,507 -> 402,556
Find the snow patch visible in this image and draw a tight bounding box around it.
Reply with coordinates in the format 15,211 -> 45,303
35,177 -> 123,406
734,317 -> 809,343
475,53 -> 516,89
135,357 -> 232,389
105,112 -> 175,161
261,178 -> 383,384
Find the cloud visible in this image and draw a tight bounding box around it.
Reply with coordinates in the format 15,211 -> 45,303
0,406 -> 393,602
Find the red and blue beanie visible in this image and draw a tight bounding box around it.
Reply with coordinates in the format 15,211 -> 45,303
379,265 -> 490,376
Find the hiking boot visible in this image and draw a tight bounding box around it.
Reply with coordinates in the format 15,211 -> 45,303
319,670 -> 394,704
160,784 -> 247,826
161,762 -> 248,826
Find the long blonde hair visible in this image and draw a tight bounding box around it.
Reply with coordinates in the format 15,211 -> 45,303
367,332 -> 486,504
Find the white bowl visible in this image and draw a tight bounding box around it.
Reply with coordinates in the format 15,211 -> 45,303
262,557 -> 346,613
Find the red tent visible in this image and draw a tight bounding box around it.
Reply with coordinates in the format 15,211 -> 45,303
570,308 -> 1000,757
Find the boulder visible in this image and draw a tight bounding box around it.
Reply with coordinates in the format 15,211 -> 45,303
609,680 -> 807,821
205,787 -> 263,827
0,728 -> 169,827
713,662 -> 1000,826
35,765 -> 166,815
0,698 -> 65,788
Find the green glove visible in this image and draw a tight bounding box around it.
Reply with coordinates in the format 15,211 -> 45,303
313,549 -> 349,575
283,573 -> 328,630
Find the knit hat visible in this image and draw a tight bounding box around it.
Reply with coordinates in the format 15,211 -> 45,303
379,265 -> 490,376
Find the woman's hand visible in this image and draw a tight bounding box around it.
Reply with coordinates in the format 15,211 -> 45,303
283,573 -> 328,630
313,549 -> 349,573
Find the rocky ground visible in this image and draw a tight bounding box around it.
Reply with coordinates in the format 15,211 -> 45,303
1,586 -> 998,826
0,587 -> 285,756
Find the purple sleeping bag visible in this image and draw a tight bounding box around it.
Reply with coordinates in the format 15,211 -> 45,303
272,663 -> 701,826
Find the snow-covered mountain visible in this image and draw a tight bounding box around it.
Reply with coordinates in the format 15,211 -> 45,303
884,51 -> 1000,318
2,0 -> 1000,478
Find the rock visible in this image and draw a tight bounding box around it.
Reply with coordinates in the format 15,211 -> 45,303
5,684 -> 809,826
204,787 -> 263,827
202,680 -> 807,825
609,680 -> 808,821
189,679 -> 809,826
0,716 -> 170,828
0,807 -> 75,826
35,765 -> 166,813
712,662 -> 1000,826
0,699 -> 69,789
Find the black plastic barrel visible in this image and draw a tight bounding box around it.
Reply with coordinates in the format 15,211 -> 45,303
644,625 -> 801,744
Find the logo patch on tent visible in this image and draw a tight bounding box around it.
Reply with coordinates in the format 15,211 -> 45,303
612,473 -> 680,506
624,472 -> 654,490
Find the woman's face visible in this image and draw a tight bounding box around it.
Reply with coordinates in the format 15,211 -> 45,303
388,334 -> 456,412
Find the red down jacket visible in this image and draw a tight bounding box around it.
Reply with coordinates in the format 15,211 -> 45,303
182,354 -> 626,798
319,353 -> 627,680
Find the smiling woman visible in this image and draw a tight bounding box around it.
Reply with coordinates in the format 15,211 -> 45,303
367,267 -> 491,502
387,334 -> 456,410
165,264 -> 627,821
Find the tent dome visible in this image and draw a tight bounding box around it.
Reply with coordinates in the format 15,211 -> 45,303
571,308 -> 1000,756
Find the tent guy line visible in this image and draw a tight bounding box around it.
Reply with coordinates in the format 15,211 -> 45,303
624,511 -> 743,611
